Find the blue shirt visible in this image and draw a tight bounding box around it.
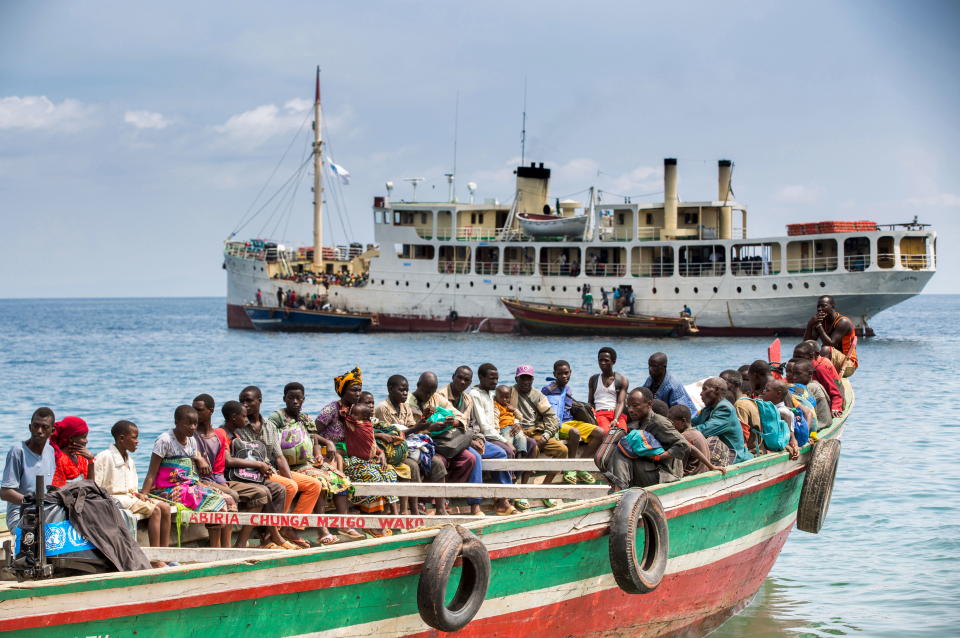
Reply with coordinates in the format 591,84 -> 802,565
541,380 -> 574,423
691,398 -> 753,463
2,441 -> 56,531
642,373 -> 697,414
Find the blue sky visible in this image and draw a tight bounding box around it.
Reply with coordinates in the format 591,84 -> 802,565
1,1 -> 958,297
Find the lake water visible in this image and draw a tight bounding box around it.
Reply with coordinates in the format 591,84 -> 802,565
0,295 -> 957,636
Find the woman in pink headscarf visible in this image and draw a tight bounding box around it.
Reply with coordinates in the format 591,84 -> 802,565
51,416 -> 94,487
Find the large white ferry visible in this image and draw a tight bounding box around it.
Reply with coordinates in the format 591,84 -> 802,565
224,76 -> 936,336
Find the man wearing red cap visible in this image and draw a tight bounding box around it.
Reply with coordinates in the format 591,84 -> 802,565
510,365 -> 566,504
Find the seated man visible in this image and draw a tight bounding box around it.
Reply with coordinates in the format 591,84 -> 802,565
642,352 -> 697,413
746,359 -> 772,399
667,405 -> 726,476
94,420 -> 173,564
803,295 -> 858,377
511,365 -> 567,505
1,407 -> 56,533
794,340 -> 844,418
692,377 -> 753,464
408,371 -> 482,516
602,387 -> 689,490
543,359 -> 600,485
719,369 -> 764,457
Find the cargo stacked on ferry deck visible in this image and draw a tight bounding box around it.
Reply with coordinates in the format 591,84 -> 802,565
223,82 -> 937,335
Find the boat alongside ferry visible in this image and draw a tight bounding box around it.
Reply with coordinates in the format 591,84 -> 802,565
224,75 -> 937,335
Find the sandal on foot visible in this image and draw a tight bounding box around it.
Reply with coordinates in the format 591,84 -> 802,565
319,533 -> 339,546
542,498 -> 559,508
287,537 -> 311,549
514,498 -> 530,511
562,471 -> 578,485
576,470 -> 597,484
496,506 -> 520,516
260,542 -> 285,550
338,529 -> 364,540
366,528 -> 393,538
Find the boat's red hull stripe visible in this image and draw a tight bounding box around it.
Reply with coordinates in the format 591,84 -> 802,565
0,468 -> 801,632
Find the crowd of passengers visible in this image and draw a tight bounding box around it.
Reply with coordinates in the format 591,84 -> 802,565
270,271 -> 368,288
2,297 -> 856,567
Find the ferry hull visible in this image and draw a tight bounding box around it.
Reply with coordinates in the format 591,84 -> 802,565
0,405 -> 850,638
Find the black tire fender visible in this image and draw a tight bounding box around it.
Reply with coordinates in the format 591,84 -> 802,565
448,310 -> 459,322
609,488 -> 669,594
417,524 -> 490,632
797,437 -> 842,534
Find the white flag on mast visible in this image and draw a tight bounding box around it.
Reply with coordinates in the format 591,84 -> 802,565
327,159 -> 351,185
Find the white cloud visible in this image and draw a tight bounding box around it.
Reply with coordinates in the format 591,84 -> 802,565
905,193 -> 960,207
124,110 -> 171,129
776,184 -> 822,204
213,98 -> 356,149
0,96 -> 97,131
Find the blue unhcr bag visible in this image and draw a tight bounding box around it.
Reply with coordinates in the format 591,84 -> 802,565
791,407 -> 810,447
753,399 -> 791,451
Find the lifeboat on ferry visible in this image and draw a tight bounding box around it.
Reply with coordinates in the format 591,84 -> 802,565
517,213 -> 588,238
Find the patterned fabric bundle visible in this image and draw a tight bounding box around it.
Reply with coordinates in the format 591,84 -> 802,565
343,456 -> 399,513
152,458 -> 226,512
618,429 -> 665,459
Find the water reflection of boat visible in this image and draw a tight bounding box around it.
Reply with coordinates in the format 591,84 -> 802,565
517,212 -> 589,238
501,297 -> 698,337
243,305 -> 372,332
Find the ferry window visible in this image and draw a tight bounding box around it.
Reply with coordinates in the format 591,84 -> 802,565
470,213 -> 477,224
396,244 -> 435,260
843,236 -> 870,272
732,243 -> 781,276
541,247 -> 582,277
737,286 -> 742,293
393,212 -> 401,224
631,246 -> 673,277
438,246 -> 471,274
679,245 -> 725,277
900,235 -> 928,270
646,213 -> 653,225
877,236 -> 894,269
475,246 -> 499,275
375,211 -> 383,224
421,213 -> 428,225
683,212 -> 699,225
584,247 -> 625,277
618,213 -> 625,225
504,246 -> 535,276
652,287 -> 657,294
693,287 -> 699,294
786,239 -> 838,273
772,284 -> 778,291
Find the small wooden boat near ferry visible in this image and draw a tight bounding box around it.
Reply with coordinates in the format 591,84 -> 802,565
0,379 -> 851,638
501,297 -> 698,337
243,304 -> 373,332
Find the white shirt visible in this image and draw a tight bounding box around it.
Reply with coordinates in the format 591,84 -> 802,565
594,376 -> 618,411
467,386 -> 506,442
93,444 -> 141,509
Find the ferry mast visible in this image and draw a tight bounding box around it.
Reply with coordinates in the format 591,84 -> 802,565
312,66 -> 324,271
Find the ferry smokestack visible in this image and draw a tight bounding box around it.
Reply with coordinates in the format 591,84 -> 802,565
718,159 -> 732,240
663,158 -> 678,238
515,162 -> 551,216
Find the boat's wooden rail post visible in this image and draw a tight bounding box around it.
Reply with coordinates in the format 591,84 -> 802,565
351,482 -> 610,499
479,458 -> 600,472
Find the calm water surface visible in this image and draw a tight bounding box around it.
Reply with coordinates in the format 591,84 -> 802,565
0,296 -> 957,637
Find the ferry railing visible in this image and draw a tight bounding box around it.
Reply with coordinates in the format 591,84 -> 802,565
678,262 -> 725,277
437,260 -> 471,274
635,227 -> 661,241
876,252 -> 896,269
731,260 -> 779,276
539,263 -> 581,277
597,227 -> 634,242
583,263 -> 627,277
900,254 -> 930,270
224,244 -> 266,260
631,264 -> 674,277
475,262 -> 498,275
785,257 -> 839,273
502,261 -> 536,275
842,255 -> 869,272
455,227 -> 504,242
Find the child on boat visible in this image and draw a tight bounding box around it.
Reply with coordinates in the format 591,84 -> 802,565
94,420 -> 173,564
141,405 -> 230,547
542,360 -> 600,485
494,385 -> 526,454
588,347 -> 629,434
666,405 -> 726,477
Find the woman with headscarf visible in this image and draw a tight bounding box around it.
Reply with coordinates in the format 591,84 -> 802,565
316,368 -> 399,532
51,416 -> 95,487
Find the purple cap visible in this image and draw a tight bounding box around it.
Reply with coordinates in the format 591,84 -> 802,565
515,364 -> 535,378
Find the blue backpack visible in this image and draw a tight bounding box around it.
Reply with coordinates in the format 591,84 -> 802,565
791,406 -> 810,446
753,399 -> 791,451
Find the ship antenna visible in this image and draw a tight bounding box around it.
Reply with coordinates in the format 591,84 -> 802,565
450,89 -> 459,203
520,76 -> 527,165
312,65 -> 324,272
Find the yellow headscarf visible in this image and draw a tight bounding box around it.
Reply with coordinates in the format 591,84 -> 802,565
334,366 -> 362,396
